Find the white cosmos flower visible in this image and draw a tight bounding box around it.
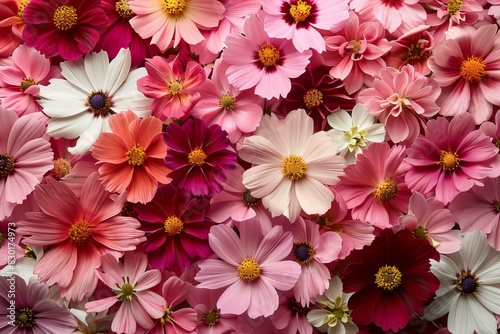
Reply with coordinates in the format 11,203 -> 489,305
423,230 -> 500,334
327,103 -> 386,164
39,48 -> 152,155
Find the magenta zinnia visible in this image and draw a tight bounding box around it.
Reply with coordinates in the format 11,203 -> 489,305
341,228 -> 440,332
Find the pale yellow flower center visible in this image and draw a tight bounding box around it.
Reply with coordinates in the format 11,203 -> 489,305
52,158 -> 72,180
0,153 -> 15,177
68,221 -> 92,245
447,0 -> 462,15
460,55 -> 486,82
237,257 -> 261,282
164,216 -> 184,235
188,148 -> 207,166
437,150 -> 460,171
116,0 -> 135,20
258,44 -> 280,67
289,0 -> 312,22
373,179 -> 398,203
375,265 -> 402,291
282,154 -> 307,180
303,89 -> 323,109
348,40 -> 361,53
53,5 -> 78,31
126,145 -> 146,166
164,0 -> 186,15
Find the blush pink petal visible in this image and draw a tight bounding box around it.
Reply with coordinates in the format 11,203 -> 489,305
247,278 -> 280,319
208,224 -> 245,266
260,261 -> 302,291
196,259 -> 240,289
216,279 -> 252,316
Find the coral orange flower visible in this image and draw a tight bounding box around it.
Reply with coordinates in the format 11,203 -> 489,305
92,110 -> 171,204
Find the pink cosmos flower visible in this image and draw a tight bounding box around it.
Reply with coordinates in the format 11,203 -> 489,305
405,113 -> 498,205
0,275 -> 77,333
195,223 -> 302,318
92,110 -> 171,204
480,110 -> 500,177
16,173 -> 145,301
262,0 -> 349,52
85,252 -> 166,334
358,64 -> 441,144
427,24 -> 500,124
0,0 -> 24,57
222,11 -> 312,99
190,58 -> 264,144
323,11 -> 392,94
335,142 -> 412,229
129,0 -> 225,51
238,109 -> 346,222
22,0 -> 109,60
269,290 -> 313,334
396,192 -> 461,254
163,118 -> 237,196
0,45 -> 60,116
0,108 -> 53,220
134,184 -> 213,274
138,54 -> 206,121
449,176 -> 500,250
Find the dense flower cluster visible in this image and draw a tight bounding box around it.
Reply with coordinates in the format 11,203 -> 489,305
2,1 -> 500,333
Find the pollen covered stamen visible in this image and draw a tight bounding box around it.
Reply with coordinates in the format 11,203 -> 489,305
219,93 -> 236,110
437,150 -> 460,171
18,0 -> 30,17
203,309 -> 220,326
375,265 -> 402,291
282,154 -> 307,180
237,257 -> 261,282
0,153 -> 15,177
87,91 -> 113,117
456,271 -> 479,295
15,308 -> 34,328
373,179 -> 399,203
116,0 -> 135,20
303,88 -> 323,109
188,148 -> 207,166
52,158 -> 72,179
168,80 -> 183,95
164,0 -> 186,15
68,221 -> 92,245
258,44 -> 280,67
289,0 -> 312,23
126,145 -> 146,166
460,55 -> 486,82
20,77 -> 36,92
164,215 -> 183,235
348,40 -> 361,54
405,44 -> 424,60
53,5 -> 78,31
447,0 -> 462,15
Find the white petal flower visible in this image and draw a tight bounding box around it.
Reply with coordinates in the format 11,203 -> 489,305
39,48 -> 152,155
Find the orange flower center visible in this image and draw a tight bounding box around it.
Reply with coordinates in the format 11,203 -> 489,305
115,0 -> 135,20
237,257 -> 261,282
437,150 -> 460,171
188,148 -> 207,166
258,44 -> 280,67
68,221 -> 92,245
460,55 -> 486,82
375,265 -> 402,291
282,154 -> 307,180
53,5 -> 78,31
164,0 -> 186,15
20,77 -> 36,92
52,158 -> 72,180
303,88 -> 323,109
126,145 -> 146,166
447,0 -> 462,15
164,215 -> 183,235
373,179 -> 399,203
289,0 -> 312,23
0,153 -> 15,177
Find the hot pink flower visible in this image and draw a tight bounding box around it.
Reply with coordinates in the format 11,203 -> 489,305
335,142 -> 412,229
427,24 -> 500,124
358,64 -> 441,144
222,11 -> 312,99
85,252 -> 166,334
195,223 -> 301,318
262,0 -> 349,52
396,192 -> 461,254
129,0 -> 225,51
22,0 -> 109,60
0,108 -> 53,220
17,173 -> 145,301
405,113 -> 498,204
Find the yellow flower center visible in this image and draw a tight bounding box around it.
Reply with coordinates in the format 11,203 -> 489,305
168,80 -> 183,95
258,44 -> 280,67
24,246 -> 36,259
237,257 -> 261,282
282,154 -> 307,180
188,147 -> 207,166
460,55 -> 486,82
348,40 -> 361,53
219,93 -> 236,110
437,150 -> 460,171
68,221 -> 92,245
126,145 -> 146,166
0,153 -> 15,177
20,77 -> 36,92
289,0 -> 312,23
447,0 -> 462,15
53,5 -> 78,31
115,0 -> 135,20
203,309 -> 220,326
15,308 -> 34,328
160,308 -> 173,325
18,0 -> 30,18
413,226 -> 428,239
164,0 -> 186,15
374,265 -> 402,291
373,179 -> 399,203
303,88 -> 323,109
52,158 -> 72,180
164,215 -> 183,235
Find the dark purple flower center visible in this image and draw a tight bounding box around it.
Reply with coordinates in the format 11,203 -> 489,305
456,272 -> 478,295
90,93 -> 106,109
0,153 -> 15,177
293,242 -> 314,264
288,297 -> 308,315
87,91 -> 113,117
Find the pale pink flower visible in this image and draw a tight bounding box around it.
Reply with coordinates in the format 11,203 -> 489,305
405,113 -> 498,204
85,252 -> 166,334
238,109 -> 345,222
190,58 -> 264,144
262,0 -> 349,52
449,176 -> 500,250
427,24 -> 500,124
270,290 -> 313,334
396,192 -> 461,254
222,11 -> 312,99
323,11 -> 392,94
358,64 -> 441,144
129,0 -> 225,51
335,142 -> 412,229
0,108 -> 53,220
195,223 -> 301,319
479,110 -> 500,177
